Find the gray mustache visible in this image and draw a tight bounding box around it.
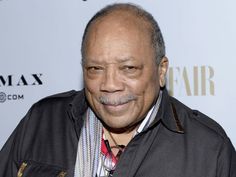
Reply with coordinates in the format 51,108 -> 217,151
99,95 -> 137,106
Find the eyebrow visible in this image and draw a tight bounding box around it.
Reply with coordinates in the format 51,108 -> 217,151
83,57 -> 136,65
118,57 -> 137,62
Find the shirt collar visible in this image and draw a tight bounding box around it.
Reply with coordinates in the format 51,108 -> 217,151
135,91 -> 163,134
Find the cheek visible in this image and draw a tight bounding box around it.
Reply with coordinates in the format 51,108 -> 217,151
84,75 -> 101,94
84,77 -> 102,109
125,71 -> 159,95
125,71 -> 159,110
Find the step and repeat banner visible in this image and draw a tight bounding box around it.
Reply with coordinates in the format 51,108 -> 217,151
0,0 -> 236,148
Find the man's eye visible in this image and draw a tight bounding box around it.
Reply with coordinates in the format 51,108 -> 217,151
88,66 -> 102,70
125,66 -> 136,70
86,66 -> 104,73
122,66 -> 138,72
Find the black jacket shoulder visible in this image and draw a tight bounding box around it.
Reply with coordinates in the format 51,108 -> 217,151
169,96 -> 229,140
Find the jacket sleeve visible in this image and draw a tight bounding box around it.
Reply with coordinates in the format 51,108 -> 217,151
217,137 -> 236,177
0,118 -> 26,177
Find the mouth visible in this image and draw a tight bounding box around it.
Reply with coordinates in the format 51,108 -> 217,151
102,101 -> 131,113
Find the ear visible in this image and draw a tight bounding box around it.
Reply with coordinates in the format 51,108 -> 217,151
158,57 -> 169,87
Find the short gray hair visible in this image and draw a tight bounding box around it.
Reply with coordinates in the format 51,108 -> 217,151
81,3 -> 166,64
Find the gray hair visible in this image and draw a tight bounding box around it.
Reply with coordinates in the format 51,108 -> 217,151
81,3 -> 166,64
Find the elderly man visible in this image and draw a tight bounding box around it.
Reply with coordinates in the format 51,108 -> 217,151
0,3 -> 235,177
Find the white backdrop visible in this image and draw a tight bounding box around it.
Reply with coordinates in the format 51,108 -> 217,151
0,0 -> 235,149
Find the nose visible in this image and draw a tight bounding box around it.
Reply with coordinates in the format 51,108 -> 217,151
100,67 -> 124,93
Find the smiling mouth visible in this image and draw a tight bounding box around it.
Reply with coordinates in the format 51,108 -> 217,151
102,100 -> 130,106
103,101 -> 131,113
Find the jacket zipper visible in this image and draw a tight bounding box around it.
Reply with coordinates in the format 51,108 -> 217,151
17,162 -> 27,177
58,171 -> 67,177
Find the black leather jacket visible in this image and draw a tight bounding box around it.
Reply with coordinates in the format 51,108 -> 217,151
0,89 -> 235,177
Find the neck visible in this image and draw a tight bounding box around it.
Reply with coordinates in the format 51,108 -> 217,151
103,127 -> 136,147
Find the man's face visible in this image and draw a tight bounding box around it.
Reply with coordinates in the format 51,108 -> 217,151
83,14 -> 167,131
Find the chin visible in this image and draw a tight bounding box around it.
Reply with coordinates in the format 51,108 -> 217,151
101,117 -> 141,133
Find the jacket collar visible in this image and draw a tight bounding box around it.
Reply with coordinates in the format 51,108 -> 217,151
70,88 -> 184,134
69,89 -> 88,121
151,88 -> 185,133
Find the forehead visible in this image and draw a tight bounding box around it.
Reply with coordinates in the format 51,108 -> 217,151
85,10 -> 152,45
83,11 -> 154,61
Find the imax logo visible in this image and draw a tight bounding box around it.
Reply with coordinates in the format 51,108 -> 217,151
0,74 -> 43,87
167,66 -> 215,96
